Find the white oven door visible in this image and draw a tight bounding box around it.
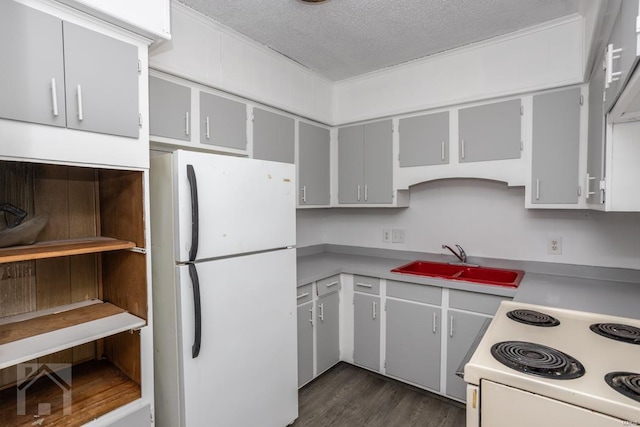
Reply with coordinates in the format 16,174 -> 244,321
480,380 -> 623,427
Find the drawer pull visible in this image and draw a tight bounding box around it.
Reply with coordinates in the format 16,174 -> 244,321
355,282 -> 373,288
309,307 -> 313,325
325,281 -> 339,287
319,303 -> 324,321
296,292 -> 309,299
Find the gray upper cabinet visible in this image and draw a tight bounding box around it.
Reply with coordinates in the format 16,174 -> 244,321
149,76 -> 191,141
253,108 -> 295,164
316,291 -> 340,375
587,54 -> 607,206
604,0 -> 640,113
458,99 -> 521,163
0,1 -> 66,128
338,120 -> 393,204
299,122 -> 330,206
63,22 -> 139,138
531,88 -> 581,204
199,92 -> 246,150
0,1 -> 138,138
385,299 -> 441,391
353,293 -> 380,371
297,301 -> 314,387
399,111 -> 449,167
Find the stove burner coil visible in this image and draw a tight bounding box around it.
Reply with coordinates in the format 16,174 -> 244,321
605,372 -> 640,403
590,323 -> 640,345
506,309 -> 560,327
490,341 -> 585,380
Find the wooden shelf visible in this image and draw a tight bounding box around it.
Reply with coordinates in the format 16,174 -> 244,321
0,359 -> 141,426
0,237 -> 136,263
0,301 -> 146,370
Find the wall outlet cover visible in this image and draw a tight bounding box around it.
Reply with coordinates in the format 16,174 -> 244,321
392,229 -> 405,244
547,237 -> 562,254
383,229 -> 391,243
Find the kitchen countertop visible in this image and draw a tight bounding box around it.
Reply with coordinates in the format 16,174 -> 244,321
297,245 -> 640,319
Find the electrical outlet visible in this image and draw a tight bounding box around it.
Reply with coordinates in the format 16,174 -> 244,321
391,229 -> 405,244
547,237 -> 562,254
383,229 -> 391,243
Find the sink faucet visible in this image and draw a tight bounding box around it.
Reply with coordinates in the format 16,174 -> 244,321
442,244 -> 467,264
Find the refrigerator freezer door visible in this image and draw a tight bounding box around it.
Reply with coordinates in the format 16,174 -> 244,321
176,248 -> 298,427
173,150 -> 296,262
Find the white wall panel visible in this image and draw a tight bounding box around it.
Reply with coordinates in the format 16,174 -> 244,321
333,17 -> 584,124
296,179 -> 640,270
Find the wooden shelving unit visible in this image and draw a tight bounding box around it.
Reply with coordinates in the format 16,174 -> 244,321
0,237 -> 135,263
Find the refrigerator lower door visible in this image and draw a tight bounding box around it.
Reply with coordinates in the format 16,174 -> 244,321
176,248 -> 298,427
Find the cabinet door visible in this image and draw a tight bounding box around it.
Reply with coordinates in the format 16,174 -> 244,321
299,122 -> 330,205
386,299 -> 441,390
149,76 -> 191,141
316,292 -> 340,374
363,120 -> 393,204
0,1 -> 66,127
399,111 -> 449,167
63,22 -> 139,138
199,92 -> 246,150
531,88 -> 581,204
353,293 -> 380,371
253,108 -> 295,164
338,124 -> 364,204
458,99 -> 521,162
446,310 -> 488,401
587,54 -> 607,206
297,301 -> 314,387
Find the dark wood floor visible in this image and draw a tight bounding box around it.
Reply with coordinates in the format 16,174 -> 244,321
292,363 -> 466,427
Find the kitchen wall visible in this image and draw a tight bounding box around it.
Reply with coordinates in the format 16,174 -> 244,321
297,179 -> 640,270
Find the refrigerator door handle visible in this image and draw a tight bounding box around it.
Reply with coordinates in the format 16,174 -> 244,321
188,263 -> 202,358
186,164 -> 199,262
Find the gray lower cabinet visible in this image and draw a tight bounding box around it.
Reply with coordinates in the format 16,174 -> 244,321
297,301 -> 314,387
316,291 -> 340,374
385,299 -> 441,390
458,99 -> 521,162
299,122 -> 331,205
199,92 -> 246,150
446,309 -> 489,401
531,87 -> 582,204
0,1 -> 139,138
338,120 -> 392,204
353,293 -> 381,371
253,108 -> 295,164
399,111 -> 450,167
149,76 -> 192,141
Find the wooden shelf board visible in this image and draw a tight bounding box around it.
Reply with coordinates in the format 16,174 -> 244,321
0,302 -> 145,370
0,359 -> 141,426
0,237 -> 136,263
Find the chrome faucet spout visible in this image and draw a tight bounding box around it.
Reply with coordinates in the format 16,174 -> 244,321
442,244 -> 467,263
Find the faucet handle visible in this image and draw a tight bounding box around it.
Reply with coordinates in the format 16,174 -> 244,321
455,244 -> 467,261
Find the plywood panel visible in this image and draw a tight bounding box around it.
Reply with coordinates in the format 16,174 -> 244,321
103,331 -> 141,385
101,251 -> 147,320
99,170 -> 145,247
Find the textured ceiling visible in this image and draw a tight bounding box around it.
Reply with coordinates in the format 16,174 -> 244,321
178,0 -> 580,81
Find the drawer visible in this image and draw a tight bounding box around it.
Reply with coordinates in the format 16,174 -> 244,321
317,275 -> 341,296
353,275 -> 380,295
387,280 -> 441,305
296,283 -> 313,305
449,290 -> 509,315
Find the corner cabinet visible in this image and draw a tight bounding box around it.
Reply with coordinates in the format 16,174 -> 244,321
0,160 -> 153,426
298,122 -> 331,207
353,276 -> 381,372
253,108 -> 295,164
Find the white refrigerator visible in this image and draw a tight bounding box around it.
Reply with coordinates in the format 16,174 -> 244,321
150,150 -> 298,427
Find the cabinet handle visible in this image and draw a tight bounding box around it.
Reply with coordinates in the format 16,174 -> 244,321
76,85 -> 84,121
441,141 -> 445,161
302,185 -> 307,203
357,185 -> 361,201
461,139 -> 465,159
372,301 -> 377,319
450,316 -> 454,337
296,292 -> 309,299
326,280 -> 339,287
535,178 -> 540,200
309,307 -> 313,325
355,282 -> 372,288
185,112 -> 190,136
319,303 -> 324,321
205,116 -> 210,139
364,185 -> 368,201
50,78 -> 58,117
432,313 -> 437,333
